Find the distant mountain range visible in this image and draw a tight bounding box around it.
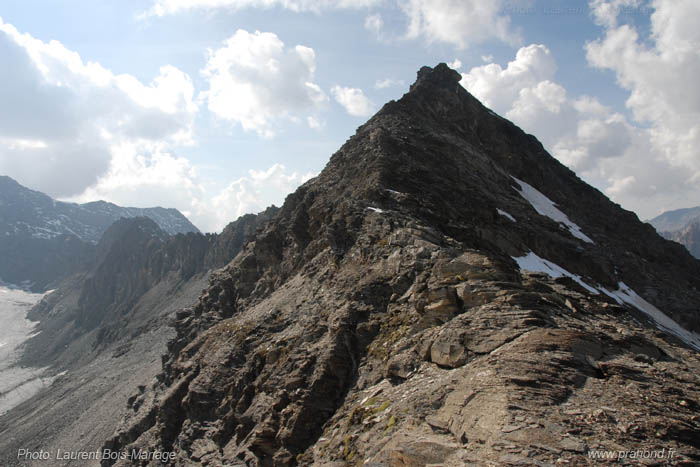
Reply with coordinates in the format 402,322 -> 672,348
19,208 -> 277,366
649,207 -> 700,258
0,175 -> 199,290
0,175 -> 198,242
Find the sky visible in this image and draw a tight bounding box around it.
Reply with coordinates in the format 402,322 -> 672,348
0,0 -> 699,232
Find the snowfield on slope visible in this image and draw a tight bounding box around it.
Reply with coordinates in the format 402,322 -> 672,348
601,283 -> 700,351
0,286 -> 58,415
514,252 -> 700,351
512,176 -> 594,244
513,251 -> 599,294
497,208 -> 516,222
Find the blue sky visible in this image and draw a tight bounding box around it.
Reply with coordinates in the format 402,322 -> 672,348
1,0 -> 699,232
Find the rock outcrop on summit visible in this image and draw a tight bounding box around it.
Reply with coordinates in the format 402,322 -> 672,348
97,64 -> 700,465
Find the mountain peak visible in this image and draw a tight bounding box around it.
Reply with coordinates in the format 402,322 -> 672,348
410,63 -> 462,92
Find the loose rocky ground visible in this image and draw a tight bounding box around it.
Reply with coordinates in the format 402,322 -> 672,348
0,274 -> 208,467
104,216 -> 700,466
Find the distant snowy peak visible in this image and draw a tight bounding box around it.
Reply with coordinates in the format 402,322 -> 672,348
0,175 -> 199,243
511,176 -> 594,244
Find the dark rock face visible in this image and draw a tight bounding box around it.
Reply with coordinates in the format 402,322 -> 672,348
0,233 -> 96,291
204,206 -> 280,269
101,64 -> 700,465
0,175 -> 200,290
650,207 -> 700,259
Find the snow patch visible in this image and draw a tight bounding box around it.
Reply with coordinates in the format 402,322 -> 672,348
367,207 -> 384,213
497,209 -> 516,222
511,176 -> 594,244
512,255 -> 700,351
512,251 -> 599,295
602,282 -> 700,351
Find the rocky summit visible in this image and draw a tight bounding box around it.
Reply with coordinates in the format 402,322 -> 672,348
90,64 -> 700,465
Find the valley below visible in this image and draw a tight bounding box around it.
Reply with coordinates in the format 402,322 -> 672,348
0,285 -> 53,417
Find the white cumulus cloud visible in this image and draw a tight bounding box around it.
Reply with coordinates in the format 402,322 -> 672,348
0,19 -> 321,234
146,0 -> 520,49
399,0 -> 521,48
68,142 -> 204,218
584,0 -> 700,216
200,29 -> 327,137
461,7 -> 700,219
460,43 -> 637,204
0,17 -> 197,199
331,86 -> 375,117
375,78 -> 404,89
146,0 -> 381,16
70,153 -> 316,233
204,164 -> 315,232
461,44 -> 557,112
364,13 -> 384,36
589,0 -> 641,27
